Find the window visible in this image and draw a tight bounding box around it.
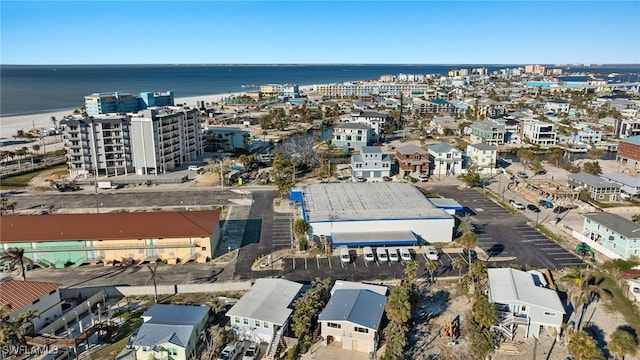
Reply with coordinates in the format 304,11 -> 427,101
327,322 -> 341,329
263,322 -> 269,328
243,318 -> 249,325
234,317 -> 240,323
255,320 -> 261,327
354,326 -> 369,333
521,306 -> 526,312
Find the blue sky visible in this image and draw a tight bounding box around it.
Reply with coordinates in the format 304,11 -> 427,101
1,1 -> 639,65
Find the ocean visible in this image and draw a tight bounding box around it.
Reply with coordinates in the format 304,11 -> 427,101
1,64 -> 639,116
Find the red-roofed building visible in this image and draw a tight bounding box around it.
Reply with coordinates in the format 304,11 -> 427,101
0,280 -> 62,332
0,210 -> 221,268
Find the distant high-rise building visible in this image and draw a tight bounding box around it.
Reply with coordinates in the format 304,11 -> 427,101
524,64 -> 546,75
84,91 -> 175,115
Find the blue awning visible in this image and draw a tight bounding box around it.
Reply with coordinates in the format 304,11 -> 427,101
330,231 -> 418,247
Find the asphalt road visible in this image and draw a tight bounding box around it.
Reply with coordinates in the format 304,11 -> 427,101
2,189 -> 246,213
431,185 -> 585,269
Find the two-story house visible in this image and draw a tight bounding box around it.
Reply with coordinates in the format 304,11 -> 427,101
428,143 -> 463,178
469,119 -> 506,146
487,268 -> 565,340
226,279 -> 304,358
568,172 -> 621,202
319,281 -> 388,354
544,99 -> 570,114
582,212 -> 640,260
133,304 -> 210,360
332,123 -> 371,151
466,143 -> 497,171
395,144 -> 430,176
351,146 -> 391,181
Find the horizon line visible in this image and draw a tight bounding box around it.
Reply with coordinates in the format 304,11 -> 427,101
3,63 -> 640,67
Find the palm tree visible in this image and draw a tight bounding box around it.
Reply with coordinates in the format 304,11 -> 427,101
0,248 -> 33,281
451,257 -> 465,283
608,328 -> 638,359
145,262 -> 161,303
567,330 -> 604,360
459,231 -> 478,266
1,198 -> 17,216
32,144 -> 40,156
425,260 -> 438,283
561,268 -> 612,330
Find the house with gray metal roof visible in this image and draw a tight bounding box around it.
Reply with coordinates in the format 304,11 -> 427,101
226,278 -> 304,347
582,212 -> 640,259
319,289 -> 387,354
599,173 -> 640,198
290,183 -> 454,245
487,268 -> 565,340
568,172 -> 621,201
351,146 -> 391,181
133,304 -> 210,360
330,280 -> 388,296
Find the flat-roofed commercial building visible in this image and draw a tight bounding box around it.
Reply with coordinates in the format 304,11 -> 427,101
290,183 -> 454,246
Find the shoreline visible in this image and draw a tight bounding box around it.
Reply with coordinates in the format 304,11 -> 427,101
0,86 -> 315,139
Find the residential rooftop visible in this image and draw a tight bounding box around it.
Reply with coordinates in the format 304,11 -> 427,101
584,212 -> 640,238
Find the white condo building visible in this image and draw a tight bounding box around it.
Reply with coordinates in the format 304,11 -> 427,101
522,121 -> 557,146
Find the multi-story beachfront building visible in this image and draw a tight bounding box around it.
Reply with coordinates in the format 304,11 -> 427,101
469,119 -> 506,146
259,84 -> 299,98
61,106 -> 202,178
332,123 -> 371,151
84,91 -> 174,115
522,121 -> 557,146
315,82 -> 432,99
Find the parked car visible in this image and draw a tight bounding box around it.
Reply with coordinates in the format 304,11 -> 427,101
218,341 -> 244,360
382,176 -> 392,182
539,199 -> 553,208
517,170 -> 529,179
376,247 -> 388,262
535,169 -> 547,175
418,173 -> 429,182
425,246 -> 439,261
242,343 -> 260,360
510,200 -> 526,210
388,248 -> 400,262
340,246 -> 351,263
188,165 -> 203,171
363,246 -> 375,262
527,204 -> 541,212
553,206 -> 569,214
400,247 -> 412,261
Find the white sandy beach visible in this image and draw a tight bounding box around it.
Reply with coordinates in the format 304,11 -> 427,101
0,85 -> 316,140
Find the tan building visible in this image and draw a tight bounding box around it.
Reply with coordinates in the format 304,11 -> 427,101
0,210 -> 221,267
319,283 -> 388,354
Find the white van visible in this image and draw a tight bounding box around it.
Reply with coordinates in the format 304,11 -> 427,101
363,246 -> 375,262
376,247 -> 388,262
400,247 -> 412,261
388,248 -> 400,262
425,246 -> 439,261
340,247 -> 351,263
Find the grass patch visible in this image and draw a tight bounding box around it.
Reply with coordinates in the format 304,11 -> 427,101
0,164 -> 67,189
0,171 -> 41,188
535,224 -> 565,245
600,273 -> 640,335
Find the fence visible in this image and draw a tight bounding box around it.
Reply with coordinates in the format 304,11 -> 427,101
571,230 -> 623,260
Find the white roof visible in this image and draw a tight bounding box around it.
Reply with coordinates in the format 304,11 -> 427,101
330,280 -> 388,296
487,268 -> 565,314
226,279 -> 303,325
301,183 -> 451,222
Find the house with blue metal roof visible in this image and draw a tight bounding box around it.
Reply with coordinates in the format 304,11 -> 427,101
319,289 -> 387,354
133,304 -> 210,360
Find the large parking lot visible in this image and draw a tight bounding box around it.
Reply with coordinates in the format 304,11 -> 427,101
432,186 -> 585,269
